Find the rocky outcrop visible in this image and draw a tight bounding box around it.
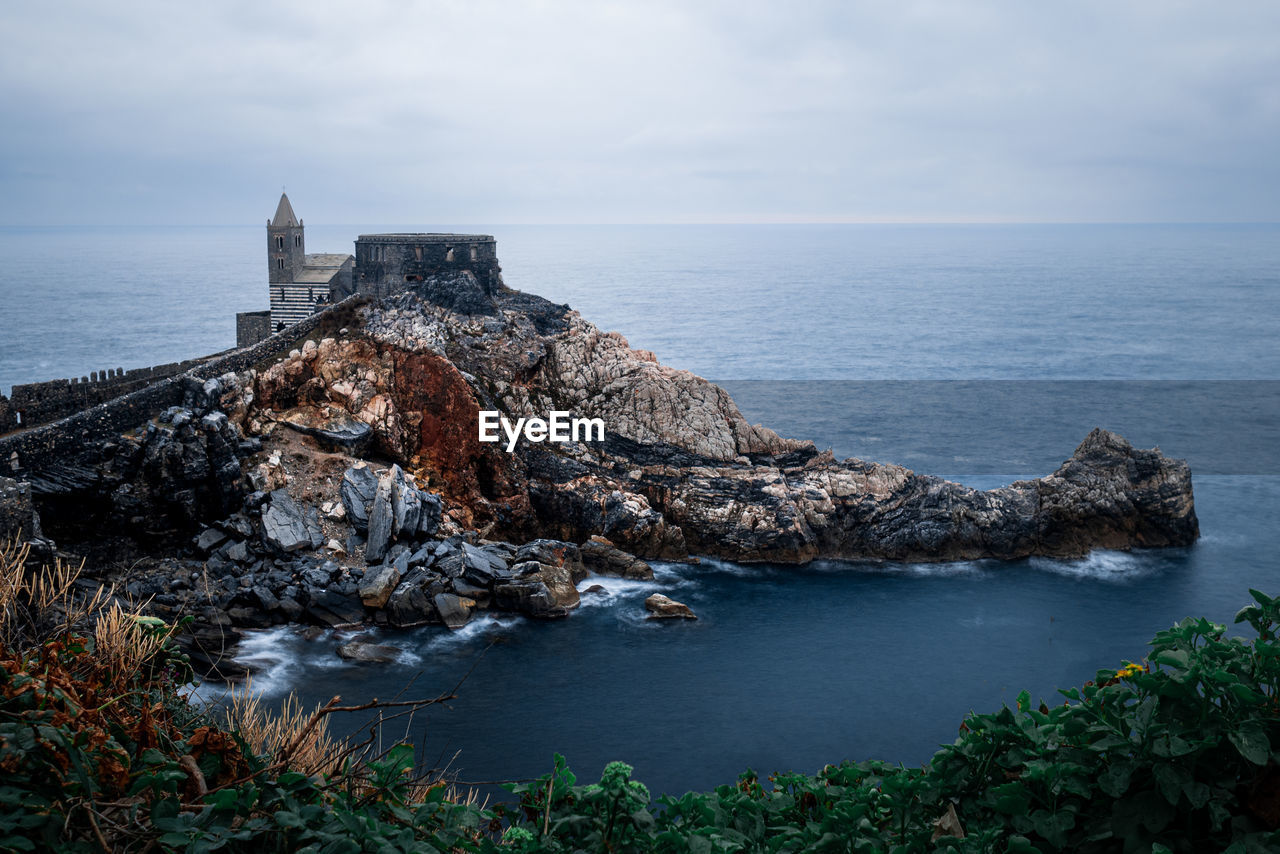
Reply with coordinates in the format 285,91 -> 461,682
7,274 -> 1199,680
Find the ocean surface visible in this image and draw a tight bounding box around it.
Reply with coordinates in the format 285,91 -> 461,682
2,223 -> 1279,797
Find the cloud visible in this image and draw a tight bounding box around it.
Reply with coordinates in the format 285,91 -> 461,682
0,0 -> 1277,224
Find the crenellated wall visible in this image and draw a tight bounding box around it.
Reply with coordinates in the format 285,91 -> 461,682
0,295 -> 365,479
6,359 -> 219,429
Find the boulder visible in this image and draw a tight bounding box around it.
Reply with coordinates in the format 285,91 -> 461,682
305,590 -> 365,627
493,581 -> 565,618
339,464 -> 379,532
261,490 -> 320,553
645,593 -> 697,620
337,640 -> 401,663
433,593 -> 474,630
359,564 -> 403,609
384,570 -> 442,627
580,536 -> 654,580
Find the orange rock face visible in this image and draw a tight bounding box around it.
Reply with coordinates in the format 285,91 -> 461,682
254,338 -> 531,533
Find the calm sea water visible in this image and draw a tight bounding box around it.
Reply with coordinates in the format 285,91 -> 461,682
3,223 -> 1279,796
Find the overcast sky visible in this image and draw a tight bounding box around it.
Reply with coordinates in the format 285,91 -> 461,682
1,1 -> 1277,225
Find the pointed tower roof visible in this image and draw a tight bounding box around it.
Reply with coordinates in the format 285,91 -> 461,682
271,193 -> 299,227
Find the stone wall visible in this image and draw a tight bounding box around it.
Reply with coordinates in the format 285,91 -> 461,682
6,358 -> 216,429
236,310 -> 272,348
0,295 -> 365,479
354,234 -> 502,297
0,396 -> 14,434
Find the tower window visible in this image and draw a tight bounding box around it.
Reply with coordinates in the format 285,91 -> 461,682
470,246 -> 477,261
446,248 -> 455,262
277,258 -> 284,269
414,246 -> 422,261
295,234 -> 301,247
275,235 -> 283,250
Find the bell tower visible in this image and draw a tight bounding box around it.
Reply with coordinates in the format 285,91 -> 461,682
267,192 -> 305,284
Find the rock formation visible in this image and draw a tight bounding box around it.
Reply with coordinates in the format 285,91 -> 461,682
0,273 -> 1199,675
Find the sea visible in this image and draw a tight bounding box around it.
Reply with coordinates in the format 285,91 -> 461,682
2,222 -> 1278,798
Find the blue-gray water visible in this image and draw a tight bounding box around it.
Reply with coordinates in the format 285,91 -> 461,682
2,223 -> 1279,797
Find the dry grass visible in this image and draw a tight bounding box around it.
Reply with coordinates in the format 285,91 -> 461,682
224,686 -> 346,777
0,538 -> 110,652
92,603 -> 170,684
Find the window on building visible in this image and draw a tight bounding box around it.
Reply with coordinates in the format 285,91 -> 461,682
470,246 -> 478,261
275,235 -> 283,250
446,248 -> 455,262
414,246 -> 422,261
277,258 -> 284,269
295,234 -> 301,247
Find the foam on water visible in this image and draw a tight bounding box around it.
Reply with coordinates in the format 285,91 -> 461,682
1027,549 -> 1161,582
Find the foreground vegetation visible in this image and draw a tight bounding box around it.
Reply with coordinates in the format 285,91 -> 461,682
3,538 -> 1280,852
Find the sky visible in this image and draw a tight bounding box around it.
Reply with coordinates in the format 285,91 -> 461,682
1,0 -> 1278,226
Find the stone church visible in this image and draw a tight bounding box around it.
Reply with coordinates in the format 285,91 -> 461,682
236,194 -> 501,347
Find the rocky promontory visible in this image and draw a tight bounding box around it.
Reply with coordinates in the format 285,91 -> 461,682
0,271 -> 1198,672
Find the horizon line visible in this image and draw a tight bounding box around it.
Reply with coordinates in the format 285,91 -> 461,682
2,220 -> 1278,229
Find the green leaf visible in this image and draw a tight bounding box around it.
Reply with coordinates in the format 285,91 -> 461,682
1098,762 -> 1133,798
1228,723 -> 1271,765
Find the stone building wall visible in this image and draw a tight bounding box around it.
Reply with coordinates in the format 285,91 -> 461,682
236,311 -> 272,349
354,234 -> 501,297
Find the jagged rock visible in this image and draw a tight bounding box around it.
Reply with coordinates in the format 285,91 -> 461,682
418,492 -> 443,536
493,580 -> 566,618
278,596 -> 304,621
645,594 -> 697,620
340,464 -> 379,532
195,527 -> 227,553
306,590 -> 365,627
359,564 -> 403,609
337,640 -> 401,663
391,471 -> 421,538
384,570 -> 442,627
452,579 -> 490,606
278,406 -> 374,453
365,472 -> 395,563
251,585 -> 279,611
514,539 -> 587,583
261,490 -> 320,553
433,593 -> 474,629
580,537 -> 654,580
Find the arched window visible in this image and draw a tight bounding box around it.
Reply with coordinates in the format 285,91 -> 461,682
275,235 -> 283,250
295,234 -> 301,247
277,258 -> 284,269
446,247 -> 455,262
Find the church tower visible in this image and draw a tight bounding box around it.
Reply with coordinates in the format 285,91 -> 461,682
267,193 -> 305,283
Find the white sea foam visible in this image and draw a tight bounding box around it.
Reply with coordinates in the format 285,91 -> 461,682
1028,549 -> 1157,582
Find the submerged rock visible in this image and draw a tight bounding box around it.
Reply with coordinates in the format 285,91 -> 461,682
337,640 -> 401,663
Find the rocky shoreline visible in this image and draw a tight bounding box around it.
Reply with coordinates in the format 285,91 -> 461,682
0,272 -> 1199,677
